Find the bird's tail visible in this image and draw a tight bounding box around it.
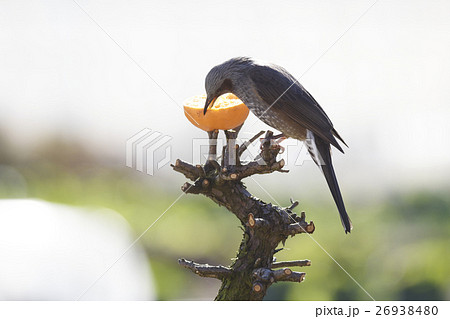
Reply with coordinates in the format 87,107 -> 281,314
306,131 -> 352,233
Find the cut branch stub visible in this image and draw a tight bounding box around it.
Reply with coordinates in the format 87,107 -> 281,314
248,213 -> 256,228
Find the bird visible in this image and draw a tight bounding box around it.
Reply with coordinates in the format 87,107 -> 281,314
203,57 -> 352,233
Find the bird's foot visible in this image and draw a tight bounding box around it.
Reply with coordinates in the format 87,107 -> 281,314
271,133 -> 285,139
257,131 -> 285,165
259,134 -> 286,154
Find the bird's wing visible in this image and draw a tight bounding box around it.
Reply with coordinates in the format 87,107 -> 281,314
248,64 -> 346,152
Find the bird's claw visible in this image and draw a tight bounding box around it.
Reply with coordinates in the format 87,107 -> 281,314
259,136 -> 286,153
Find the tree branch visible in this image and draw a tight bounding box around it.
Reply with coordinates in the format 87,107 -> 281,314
238,130 -> 265,157
252,267 -> 305,290
178,258 -> 232,280
272,260 -> 311,268
273,268 -> 306,283
173,130 -> 314,300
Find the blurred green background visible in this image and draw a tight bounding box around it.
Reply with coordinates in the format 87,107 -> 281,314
1,135 -> 448,301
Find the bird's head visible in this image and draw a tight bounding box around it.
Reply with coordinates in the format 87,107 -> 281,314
204,65 -> 234,115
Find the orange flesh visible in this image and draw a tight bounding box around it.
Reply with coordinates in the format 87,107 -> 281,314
183,93 -> 249,131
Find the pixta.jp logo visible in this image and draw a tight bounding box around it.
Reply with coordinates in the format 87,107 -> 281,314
126,128 -> 172,175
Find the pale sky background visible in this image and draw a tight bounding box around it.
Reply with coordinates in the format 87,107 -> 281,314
1,0 -> 450,198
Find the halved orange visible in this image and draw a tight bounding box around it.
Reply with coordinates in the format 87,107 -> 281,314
183,93 -> 249,131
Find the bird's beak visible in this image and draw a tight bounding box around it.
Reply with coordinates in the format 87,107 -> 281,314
203,95 -> 217,115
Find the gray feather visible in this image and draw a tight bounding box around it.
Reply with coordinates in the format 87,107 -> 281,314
247,63 -> 345,153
